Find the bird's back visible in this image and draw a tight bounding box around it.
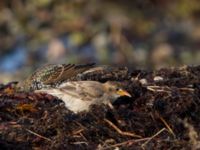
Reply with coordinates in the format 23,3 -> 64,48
17,63 -> 95,91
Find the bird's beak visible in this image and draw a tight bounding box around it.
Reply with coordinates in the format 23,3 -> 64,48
116,89 -> 131,97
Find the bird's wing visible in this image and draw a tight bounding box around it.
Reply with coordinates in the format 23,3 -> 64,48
27,63 -> 94,86
38,64 -> 75,84
59,81 -> 104,101
56,63 -> 95,82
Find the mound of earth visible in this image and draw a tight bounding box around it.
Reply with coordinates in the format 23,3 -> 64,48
0,65 -> 200,149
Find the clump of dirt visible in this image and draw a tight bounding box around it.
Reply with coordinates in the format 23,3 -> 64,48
0,65 -> 200,149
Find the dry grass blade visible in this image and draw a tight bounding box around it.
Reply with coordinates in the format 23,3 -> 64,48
146,85 -> 171,93
159,115 -> 176,138
102,137 -> 151,149
104,119 -> 142,138
71,141 -> 88,145
72,128 -> 85,135
141,128 -> 166,149
179,87 -> 194,92
25,129 -> 52,142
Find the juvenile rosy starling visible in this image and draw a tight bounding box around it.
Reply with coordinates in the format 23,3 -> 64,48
36,81 -> 131,113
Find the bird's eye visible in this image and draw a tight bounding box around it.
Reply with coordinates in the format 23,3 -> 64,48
116,88 -> 119,91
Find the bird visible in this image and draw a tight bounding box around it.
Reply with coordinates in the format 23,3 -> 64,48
16,63 -> 95,92
36,81 -> 131,113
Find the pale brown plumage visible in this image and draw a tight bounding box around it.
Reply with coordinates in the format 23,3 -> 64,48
36,81 -> 131,113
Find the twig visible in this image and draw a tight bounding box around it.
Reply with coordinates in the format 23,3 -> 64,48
72,128 -> 84,135
104,119 -> 142,138
72,121 -> 87,141
141,128 -> 166,148
79,132 -> 88,141
71,141 -> 88,145
179,87 -> 194,92
75,121 -> 87,130
102,137 -> 151,149
147,85 -> 194,93
102,128 -> 167,149
25,129 -> 52,142
159,115 -> 176,138
146,86 -> 171,93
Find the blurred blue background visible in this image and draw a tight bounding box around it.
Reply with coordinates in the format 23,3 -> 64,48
0,0 -> 200,82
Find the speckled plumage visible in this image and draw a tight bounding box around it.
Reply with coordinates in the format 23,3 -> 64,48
17,63 -> 95,92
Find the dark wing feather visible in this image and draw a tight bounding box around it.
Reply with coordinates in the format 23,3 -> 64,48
57,63 -> 95,82
74,63 -> 95,75
43,64 -> 75,84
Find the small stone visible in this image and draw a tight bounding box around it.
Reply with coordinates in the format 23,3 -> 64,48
154,76 -> 164,81
139,78 -> 148,85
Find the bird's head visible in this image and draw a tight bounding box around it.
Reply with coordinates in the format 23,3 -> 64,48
103,81 -> 131,99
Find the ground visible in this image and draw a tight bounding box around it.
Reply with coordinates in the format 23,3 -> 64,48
0,65 -> 200,149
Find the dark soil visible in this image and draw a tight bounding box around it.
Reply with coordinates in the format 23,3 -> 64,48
0,65 -> 200,149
